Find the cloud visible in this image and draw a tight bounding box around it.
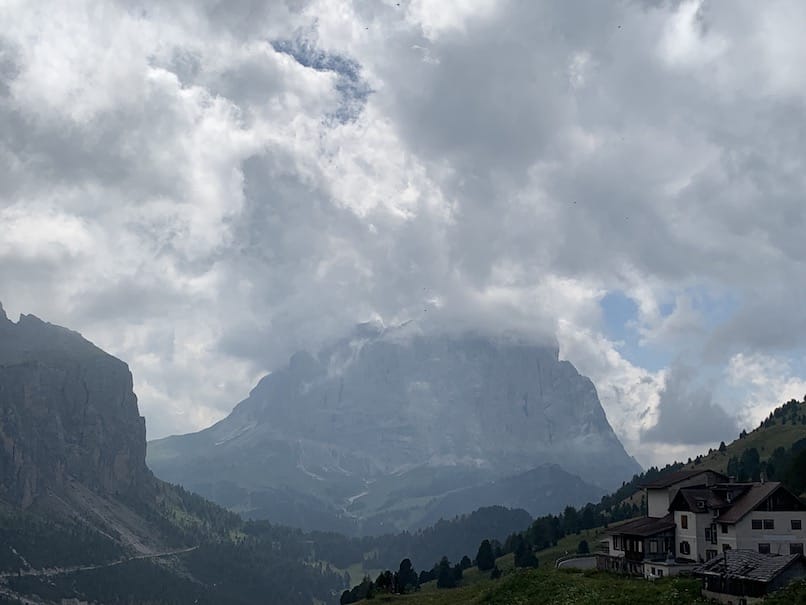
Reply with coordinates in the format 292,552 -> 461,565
727,353 -> 806,429
0,0 -> 805,461
643,363 -> 739,446
272,36 -> 373,124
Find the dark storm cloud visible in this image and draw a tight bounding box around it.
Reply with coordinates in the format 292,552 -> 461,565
642,363 -> 739,445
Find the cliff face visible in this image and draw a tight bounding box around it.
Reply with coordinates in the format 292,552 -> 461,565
0,303 -> 149,508
149,322 -> 641,534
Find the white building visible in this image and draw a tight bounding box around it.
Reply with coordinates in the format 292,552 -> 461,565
669,480 -> 806,563
598,469 -> 806,584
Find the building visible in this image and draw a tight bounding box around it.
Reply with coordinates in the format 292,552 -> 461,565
597,469 -> 806,586
597,469 -> 727,577
670,480 -> 806,562
695,549 -> 806,604
598,515 -> 677,575
643,469 -> 728,518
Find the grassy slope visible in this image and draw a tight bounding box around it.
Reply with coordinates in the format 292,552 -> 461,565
364,568 -> 707,605
683,400 -> 806,474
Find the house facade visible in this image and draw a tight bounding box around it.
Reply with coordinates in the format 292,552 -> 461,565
598,515 -> 677,576
597,470 -> 728,578
597,469 -> 806,587
644,470 -> 728,519
670,481 -> 806,563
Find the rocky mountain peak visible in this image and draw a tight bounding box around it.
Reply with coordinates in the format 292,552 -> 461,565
0,307 -> 150,508
149,323 -> 641,533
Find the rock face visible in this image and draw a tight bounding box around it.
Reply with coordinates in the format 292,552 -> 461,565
149,322 -> 641,533
0,303 -> 149,508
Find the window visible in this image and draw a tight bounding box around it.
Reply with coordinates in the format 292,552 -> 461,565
704,528 -> 711,541
613,536 -> 621,550
758,543 -> 771,554
793,519 -> 802,531
657,569 -> 664,577
650,567 -> 656,575
706,549 -> 717,561
679,541 -> 691,556
721,524 -> 728,534
790,543 -> 804,555
763,519 -> 775,530
649,539 -> 658,554
752,519 -> 762,530
681,514 -> 688,529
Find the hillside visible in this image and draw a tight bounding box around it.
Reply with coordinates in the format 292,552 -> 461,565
0,306 -> 346,604
681,398 -> 806,482
613,397 -> 806,512
149,323 -> 639,534
349,396 -> 806,605
346,548 -> 708,605
351,565 -> 806,605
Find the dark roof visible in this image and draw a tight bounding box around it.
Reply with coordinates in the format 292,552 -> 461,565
717,482 -> 781,524
641,469 -> 727,489
695,550 -> 804,583
672,487 -> 711,512
670,487 -> 733,513
606,514 -> 676,537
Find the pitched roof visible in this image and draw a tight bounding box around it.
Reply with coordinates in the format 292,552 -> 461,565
695,550 -> 804,583
670,486 -> 735,513
606,514 -> 676,537
716,482 -> 781,524
671,487 -> 711,511
640,469 -> 727,489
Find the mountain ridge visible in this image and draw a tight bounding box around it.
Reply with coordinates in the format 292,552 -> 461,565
149,322 -> 640,534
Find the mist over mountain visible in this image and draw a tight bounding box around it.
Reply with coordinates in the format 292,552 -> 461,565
149,322 -> 640,534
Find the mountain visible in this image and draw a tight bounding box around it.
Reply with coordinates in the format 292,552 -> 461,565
0,304 -> 346,604
148,322 -> 640,533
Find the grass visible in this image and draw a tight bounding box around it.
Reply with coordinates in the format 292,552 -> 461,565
361,567 -> 708,605
684,401 -> 806,474
532,528 -> 604,568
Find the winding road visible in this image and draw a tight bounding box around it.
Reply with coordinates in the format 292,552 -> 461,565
0,545 -> 198,580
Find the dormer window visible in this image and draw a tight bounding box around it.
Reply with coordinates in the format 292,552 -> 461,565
681,514 -> 688,529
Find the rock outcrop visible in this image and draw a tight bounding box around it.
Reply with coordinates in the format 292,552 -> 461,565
0,303 -> 149,508
149,322 -> 641,533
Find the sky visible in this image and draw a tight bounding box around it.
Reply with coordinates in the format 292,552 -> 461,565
2,0 -> 806,468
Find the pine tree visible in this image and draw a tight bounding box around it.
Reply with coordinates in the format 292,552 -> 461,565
436,557 -> 455,589
475,540 -> 495,571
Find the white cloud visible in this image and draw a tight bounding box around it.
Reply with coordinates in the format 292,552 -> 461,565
0,0 -> 805,461
727,353 -> 806,429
